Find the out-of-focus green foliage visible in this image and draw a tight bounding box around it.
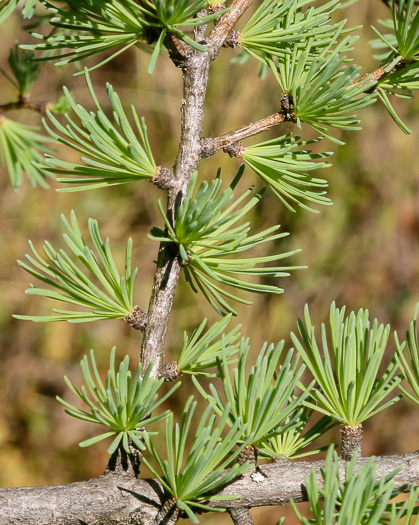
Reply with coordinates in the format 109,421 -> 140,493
0,116 -> 53,189
0,43 -> 40,96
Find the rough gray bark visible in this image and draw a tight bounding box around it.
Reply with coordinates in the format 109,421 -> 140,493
152,498 -> 180,525
1,452 -> 418,524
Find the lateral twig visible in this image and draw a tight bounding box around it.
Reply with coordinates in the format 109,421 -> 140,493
203,57 -> 414,160
0,96 -> 49,115
201,112 -> 288,158
349,59 -> 413,90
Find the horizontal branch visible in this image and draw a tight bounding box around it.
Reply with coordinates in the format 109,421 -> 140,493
0,97 -> 49,115
0,452 -> 418,524
201,112 -> 287,158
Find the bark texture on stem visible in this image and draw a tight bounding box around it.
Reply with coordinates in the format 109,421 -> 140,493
140,51 -> 211,376
229,446 -> 257,524
0,453 -> 418,524
341,424 -> 363,461
237,445 -> 258,466
201,113 -> 286,158
140,1 -> 257,377
152,497 -> 180,525
229,507 -> 254,525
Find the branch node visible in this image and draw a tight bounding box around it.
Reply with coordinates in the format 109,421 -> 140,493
238,445 -> 258,466
165,32 -> 193,67
104,440 -> 142,478
209,3 -> 227,14
280,92 -> 296,122
152,167 -> 175,190
223,142 -> 245,158
223,30 -> 241,48
200,137 -> 218,158
207,0 -> 252,58
153,497 -> 180,524
125,306 -> 148,332
341,424 -> 363,461
161,361 -> 180,382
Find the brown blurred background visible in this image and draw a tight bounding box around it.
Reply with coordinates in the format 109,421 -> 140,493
0,1 -> 418,523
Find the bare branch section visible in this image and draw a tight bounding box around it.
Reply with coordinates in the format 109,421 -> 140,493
207,0 -> 253,58
0,453 -> 418,524
201,113 -> 286,158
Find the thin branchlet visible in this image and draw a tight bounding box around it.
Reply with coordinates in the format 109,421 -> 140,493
0,96 -> 50,115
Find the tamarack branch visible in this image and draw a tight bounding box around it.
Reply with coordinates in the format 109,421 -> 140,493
1,0 -> 419,523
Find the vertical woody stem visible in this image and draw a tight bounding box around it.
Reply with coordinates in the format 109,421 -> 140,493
140,51 -> 211,376
140,0 -> 252,376
228,446 -> 257,524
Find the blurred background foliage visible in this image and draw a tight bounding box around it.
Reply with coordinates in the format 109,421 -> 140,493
0,1 -> 418,523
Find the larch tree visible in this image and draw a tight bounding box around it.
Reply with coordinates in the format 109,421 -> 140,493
0,0 -> 419,524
